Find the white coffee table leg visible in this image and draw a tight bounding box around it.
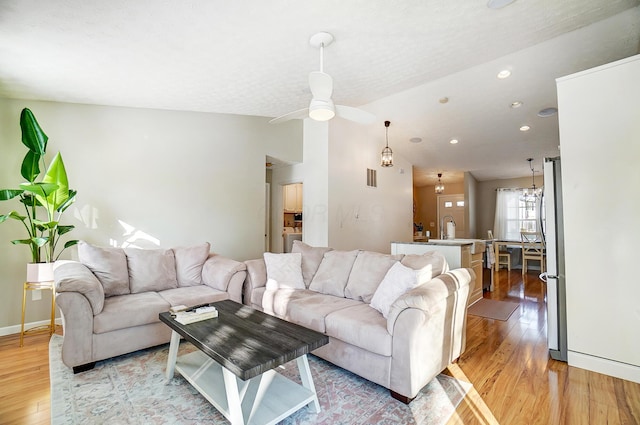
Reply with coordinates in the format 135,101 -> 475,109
165,330 -> 181,382
223,367 -> 245,425
297,354 -> 320,413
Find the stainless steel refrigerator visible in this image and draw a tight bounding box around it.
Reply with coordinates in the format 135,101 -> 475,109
542,157 -> 567,361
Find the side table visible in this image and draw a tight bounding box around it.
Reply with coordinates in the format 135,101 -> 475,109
20,281 -> 56,347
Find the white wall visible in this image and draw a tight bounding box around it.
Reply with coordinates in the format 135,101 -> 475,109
0,99 -> 302,329
301,120 -> 330,247
557,55 -> 640,382
327,119 -> 413,253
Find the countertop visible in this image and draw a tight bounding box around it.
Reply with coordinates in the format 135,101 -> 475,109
392,240 -> 473,246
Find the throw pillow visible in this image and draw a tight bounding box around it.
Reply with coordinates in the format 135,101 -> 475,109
370,261 -> 420,319
291,240 -> 333,287
344,251 -> 403,303
263,252 -> 305,290
124,248 -> 178,294
308,250 -> 359,297
401,251 -> 449,285
77,241 -> 130,297
173,242 -> 211,287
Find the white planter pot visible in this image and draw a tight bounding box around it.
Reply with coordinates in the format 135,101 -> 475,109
26,262 -> 54,283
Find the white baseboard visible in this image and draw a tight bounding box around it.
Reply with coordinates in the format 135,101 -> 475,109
0,318 -> 62,337
568,351 -> 640,384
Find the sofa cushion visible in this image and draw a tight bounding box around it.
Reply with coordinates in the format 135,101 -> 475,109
291,240 -> 333,287
125,248 -> 179,294
370,261 -> 420,318
325,304 -> 392,357
158,285 -> 229,307
309,250 -> 359,297
263,252 -> 305,290
282,293 -> 363,333
93,292 -> 170,334
173,242 -> 210,287
344,251 -> 402,303
77,241 -> 130,297
400,251 -> 449,284
268,288 -> 316,318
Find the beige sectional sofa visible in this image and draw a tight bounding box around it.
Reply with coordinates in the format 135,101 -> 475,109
242,240 -> 475,402
54,241 -> 246,372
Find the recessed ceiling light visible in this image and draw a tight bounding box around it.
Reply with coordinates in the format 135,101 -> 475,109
439,97 -> 449,104
510,101 -> 523,108
497,69 -> 511,79
449,139 -> 459,144
487,0 -> 517,9
520,125 -> 531,132
537,107 -> 558,117
410,137 -> 422,143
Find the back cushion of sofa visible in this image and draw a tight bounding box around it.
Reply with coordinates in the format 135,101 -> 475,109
400,251 -> 449,284
77,241 -> 130,297
125,248 -> 179,294
309,250 -> 359,297
344,251 -> 403,303
291,240 -> 333,287
263,252 -> 305,290
173,242 -> 211,287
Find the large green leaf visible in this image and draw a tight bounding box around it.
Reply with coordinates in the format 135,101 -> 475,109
2,211 -> 27,222
20,182 -> 58,199
41,152 -> 70,216
21,150 -> 42,183
11,237 -> 48,247
20,108 -> 48,155
56,225 -> 75,235
64,240 -> 79,249
0,189 -> 23,201
58,189 -> 77,213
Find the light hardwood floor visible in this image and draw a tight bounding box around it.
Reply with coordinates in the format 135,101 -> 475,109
1,270 -> 639,424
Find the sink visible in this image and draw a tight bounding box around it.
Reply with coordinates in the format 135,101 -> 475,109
428,239 -> 486,254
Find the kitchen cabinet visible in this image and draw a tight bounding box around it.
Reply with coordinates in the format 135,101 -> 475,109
283,183 -> 302,213
391,241 -> 483,306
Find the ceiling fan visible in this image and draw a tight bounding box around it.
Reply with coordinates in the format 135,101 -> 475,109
269,32 -> 376,125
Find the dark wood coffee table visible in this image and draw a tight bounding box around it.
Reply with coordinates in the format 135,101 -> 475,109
159,300 -> 329,425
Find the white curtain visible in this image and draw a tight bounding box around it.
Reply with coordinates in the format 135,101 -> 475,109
493,188 -> 541,241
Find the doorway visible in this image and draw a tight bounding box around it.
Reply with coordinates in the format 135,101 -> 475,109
437,194 -> 465,239
282,182 -> 303,252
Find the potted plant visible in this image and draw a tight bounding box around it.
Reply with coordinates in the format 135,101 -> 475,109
0,108 -> 78,281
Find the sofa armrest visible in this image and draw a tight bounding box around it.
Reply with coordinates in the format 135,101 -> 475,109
54,261 -> 105,315
243,258 -> 267,306
201,254 -> 247,303
55,291 -> 96,368
387,267 -> 474,399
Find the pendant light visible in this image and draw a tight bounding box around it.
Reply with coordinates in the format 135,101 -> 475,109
380,120 -> 393,167
520,158 -> 541,208
435,173 -> 445,194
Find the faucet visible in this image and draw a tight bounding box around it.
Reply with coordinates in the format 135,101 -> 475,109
440,215 -> 456,239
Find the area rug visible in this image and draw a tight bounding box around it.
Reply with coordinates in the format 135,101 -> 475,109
49,335 -> 471,425
468,298 -> 519,321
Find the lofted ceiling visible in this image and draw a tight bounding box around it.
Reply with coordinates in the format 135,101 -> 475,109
1,0 -> 639,185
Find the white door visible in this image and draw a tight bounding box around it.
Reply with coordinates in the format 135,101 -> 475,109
437,194 -> 465,239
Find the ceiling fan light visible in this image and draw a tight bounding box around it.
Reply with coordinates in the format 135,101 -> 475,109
309,99 -> 335,121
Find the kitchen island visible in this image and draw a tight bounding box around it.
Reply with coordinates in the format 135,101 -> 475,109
391,240 -> 485,306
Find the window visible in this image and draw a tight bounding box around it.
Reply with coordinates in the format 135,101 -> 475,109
493,188 -> 541,241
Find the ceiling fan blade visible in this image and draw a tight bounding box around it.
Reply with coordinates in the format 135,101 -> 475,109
309,71 -> 333,100
269,108 -> 309,124
335,105 -> 376,124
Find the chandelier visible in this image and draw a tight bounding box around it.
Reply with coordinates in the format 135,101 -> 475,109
521,158 -> 542,207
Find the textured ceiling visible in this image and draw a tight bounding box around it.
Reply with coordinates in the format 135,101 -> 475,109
1,0 -> 639,184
